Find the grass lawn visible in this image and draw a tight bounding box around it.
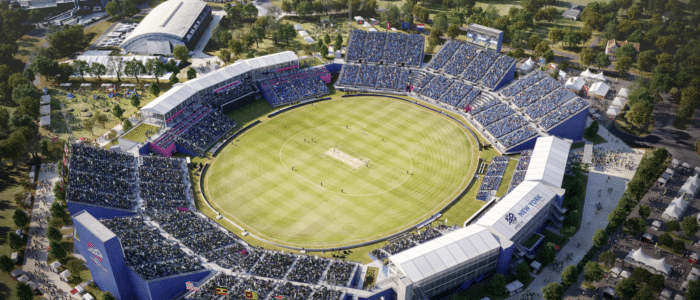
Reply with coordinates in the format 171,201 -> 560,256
560,173 -> 588,237
669,232 -> 693,244
14,35 -> 45,64
84,20 -> 115,45
614,110 -> 655,137
121,123 -> 161,142
572,141 -> 585,149
496,158 -> 517,197
523,233 -> 542,248
205,96 -> 476,247
363,267 -> 378,289
0,165 -> 30,300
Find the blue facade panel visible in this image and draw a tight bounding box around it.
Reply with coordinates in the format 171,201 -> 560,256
358,287 -> 395,300
128,267 -> 153,300
493,64 -> 516,91
139,143 -> 151,155
67,202 -> 135,219
546,109 -> 587,141
73,212 -> 136,300
174,143 -> 199,156
325,63 -> 342,74
145,270 -> 212,300
496,245 -> 513,274
506,135 -> 539,153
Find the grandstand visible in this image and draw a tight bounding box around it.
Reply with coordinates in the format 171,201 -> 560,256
345,30 -> 425,67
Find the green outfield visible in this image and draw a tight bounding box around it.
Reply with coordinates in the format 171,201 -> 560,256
204,97 -> 476,247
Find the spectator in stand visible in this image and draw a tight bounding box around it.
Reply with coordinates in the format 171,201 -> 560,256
428,40 -> 461,70
482,55 -> 516,88
540,97 -> 588,129
473,103 -> 515,126
443,43 -> 478,77
500,71 -> 548,97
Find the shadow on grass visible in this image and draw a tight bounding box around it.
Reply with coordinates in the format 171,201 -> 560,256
0,282 -> 10,300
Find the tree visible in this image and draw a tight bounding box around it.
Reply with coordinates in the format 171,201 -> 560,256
488,273 -> 506,296
16,282 -> 33,300
12,209 -> 29,228
659,232 -> 673,246
602,19 -> 619,40
108,56 -> 124,81
73,60 -> 89,80
187,68 -> 197,80
0,130 -> 27,165
583,261 -> 604,282
594,52 -> 611,69
148,84 -> 160,98
563,28 -> 581,48
22,68 -> 34,82
637,50 -> 656,72
50,201 -> 66,220
683,216 -> 699,237
631,267 -> 651,283
535,41 -> 550,57
49,241 -> 66,260
625,217 -> 646,233
0,255 -> 14,273
616,44 -> 637,60
145,59 -> 166,83
592,228 -> 608,248
616,278 -> 637,299
335,33 -> 343,50
281,0 -> 292,13
8,232 -> 23,250
688,279 -> 700,300
579,48 -> 595,66
123,59 -> 145,83
428,28 -> 443,48
627,103 -> 651,127
667,220 -> 681,231
561,265 -> 578,285
632,285 -> 655,300
112,104 -> 124,119
615,56 -> 633,75
173,45 -> 189,63
229,40 -> 243,58
529,34 -> 541,49
599,251 -> 616,267
535,242 -> 556,265
32,53 -> 59,81
12,83 -> 41,106
218,48 -> 231,64
122,119 -> 133,133
46,226 -> 62,243
541,282 -> 563,300
53,183 -> 65,203
90,62 -> 107,82
170,73 -> 179,84
319,43 -> 329,58
639,205 -> 651,219
548,27 -> 564,46
83,118 -> 95,135
93,112 -> 108,128
655,35 -> 677,52
647,274 -> 665,293
446,24 -> 461,39
580,25 -> 593,42
543,50 -> 555,63
102,292 -> 117,300
297,1 -> 313,16
585,120 -> 599,139
105,0 -> 121,18
516,262 -> 530,282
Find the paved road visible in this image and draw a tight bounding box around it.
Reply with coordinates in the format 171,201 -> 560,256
607,98 -> 700,167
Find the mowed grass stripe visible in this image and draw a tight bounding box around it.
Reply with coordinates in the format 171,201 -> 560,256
206,97 -> 474,246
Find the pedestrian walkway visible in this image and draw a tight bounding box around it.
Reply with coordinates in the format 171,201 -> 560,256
22,163 -> 82,300
506,124 -> 644,299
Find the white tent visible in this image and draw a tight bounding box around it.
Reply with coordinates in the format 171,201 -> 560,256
40,105 -> 51,116
695,166 -> 700,174
368,28 -> 378,32
666,168 -> 675,176
82,294 -> 95,300
672,159 -> 680,167
565,76 -> 584,91
362,22 -> 371,27
658,177 -> 667,185
59,269 -> 71,282
662,196 -> 688,221
683,162 -> 692,168
50,261 -> 61,273
293,24 -> 303,30
41,94 -> 50,105
620,270 -> 631,278
298,30 -> 309,37
610,266 -> 622,277
612,97 -> 626,108
625,248 -> 672,276
505,280 -> 523,294
652,220 -> 662,229
581,68 -> 596,79
40,115 -> 50,127
595,72 -> 607,82
304,37 -> 315,43
519,58 -> 535,72
680,173 -> 700,196
618,88 -> 629,98
604,287 -> 617,297
606,106 -> 620,117
589,82 -> 610,97
661,289 -> 673,299
675,294 -> 686,300
17,274 -> 29,282
558,70 -> 567,79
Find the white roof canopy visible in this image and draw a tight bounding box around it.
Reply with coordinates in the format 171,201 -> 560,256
618,88 -> 629,98
565,76 -> 584,91
612,97 -> 626,108
475,181 -> 558,241
519,58 -> 535,71
595,72 -> 607,82
581,68 -> 595,78
389,225 -> 501,283
523,136 -> 571,188
625,248 -> 672,275
680,173 -> 700,196
589,82 -> 610,97
662,196 -> 688,221
606,106 -> 620,116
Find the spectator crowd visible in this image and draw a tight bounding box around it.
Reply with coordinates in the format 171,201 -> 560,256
346,30 -> 424,67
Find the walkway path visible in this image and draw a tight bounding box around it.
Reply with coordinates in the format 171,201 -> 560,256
22,163 -> 82,300
506,120 -> 644,299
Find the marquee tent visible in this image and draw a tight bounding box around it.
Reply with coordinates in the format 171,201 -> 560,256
298,30 -> 309,37
40,105 -> 51,116
581,68 -> 595,79
589,82 -> 610,98
519,58 -> 535,72
612,97 -> 626,108
606,106 -> 620,117
625,248 -> 672,276
618,88 -> 629,98
40,115 -> 50,127
662,196 -> 688,221
680,173 -> 700,196
594,72 -> 607,82
41,95 -> 50,105
565,76 -> 584,91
